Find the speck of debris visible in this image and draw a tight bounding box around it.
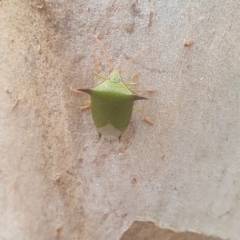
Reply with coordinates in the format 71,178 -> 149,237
184,39 -> 194,47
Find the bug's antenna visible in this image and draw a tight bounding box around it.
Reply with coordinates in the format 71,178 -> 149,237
120,46 -> 150,73
94,35 -> 113,72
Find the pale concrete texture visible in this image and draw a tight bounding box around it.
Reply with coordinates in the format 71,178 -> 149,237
0,0 -> 240,240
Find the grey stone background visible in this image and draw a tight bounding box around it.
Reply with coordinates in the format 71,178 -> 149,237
0,0 -> 240,239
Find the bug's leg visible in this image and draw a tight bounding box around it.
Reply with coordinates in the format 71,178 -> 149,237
81,99 -> 91,110
92,53 -> 100,73
94,72 -> 108,81
92,41 -> 109,82
125,72 -> 156,93
129,72 -> 156,92
92,54 -> 107,82
70,87 -> 82,93
125,82 -> 138,87
92,54 -> 108,82
134,89 -> 156,93
94,35 -> 113,72
126,85 -> 156,94
70,87 -> 91,109
133,106 -> 153,125
130,72 -> 140,83
120,46 -> 150,72
124,72 -> 139,86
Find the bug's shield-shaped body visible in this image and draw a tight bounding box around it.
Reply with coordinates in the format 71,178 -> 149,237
80,70 -> 146,139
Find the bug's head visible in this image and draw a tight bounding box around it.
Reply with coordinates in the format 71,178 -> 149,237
108,69 -> 121,83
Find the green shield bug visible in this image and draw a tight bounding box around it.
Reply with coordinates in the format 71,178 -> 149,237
71,36 -> 154,140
